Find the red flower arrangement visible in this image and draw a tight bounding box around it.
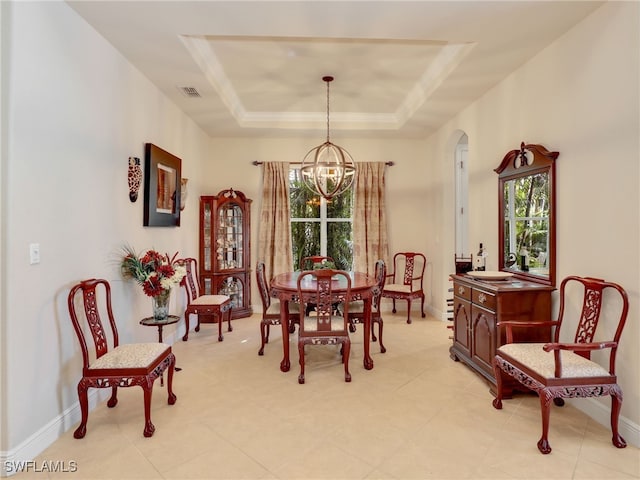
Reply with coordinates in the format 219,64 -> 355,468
120,246 -> 186,297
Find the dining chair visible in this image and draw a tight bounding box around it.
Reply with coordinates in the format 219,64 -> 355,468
299,255 -> 335,270
381,252 -> 426,323
343,259 -> 387,353
256,261 -> 299,355
67,278 -> 177,438
178,257 -> 232,341
296,269 -> 352,384
492,275 -> 630,454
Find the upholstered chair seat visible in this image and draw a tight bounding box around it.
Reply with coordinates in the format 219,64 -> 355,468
190,294 -> 230,308
498,343 -> 611,379
89,343 -> 170,371
265,300 -> 299,316
382,284 -> 414,294
302,314 -> 345,332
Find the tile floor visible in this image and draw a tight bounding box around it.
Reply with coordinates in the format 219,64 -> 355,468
15,314 -> 640,479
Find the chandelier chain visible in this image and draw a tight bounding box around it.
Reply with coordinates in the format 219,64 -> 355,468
326,79 -> 331,143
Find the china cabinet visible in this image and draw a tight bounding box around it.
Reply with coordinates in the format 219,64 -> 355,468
200,189 -> 252,319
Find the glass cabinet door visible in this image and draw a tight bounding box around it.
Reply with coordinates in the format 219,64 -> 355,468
218,275 -> 244,311
216,203 -> 243,270
203,202 -> 212,271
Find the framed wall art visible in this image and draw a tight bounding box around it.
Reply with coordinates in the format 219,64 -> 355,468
143,143 -> 182,226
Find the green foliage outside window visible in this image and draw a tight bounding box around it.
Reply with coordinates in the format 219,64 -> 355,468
290,170 -> 353,270
503,173 -> 549,268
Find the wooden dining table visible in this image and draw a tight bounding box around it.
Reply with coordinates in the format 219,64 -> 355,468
270,271 -> 378,372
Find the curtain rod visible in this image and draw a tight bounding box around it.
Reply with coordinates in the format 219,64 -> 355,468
252,160 -> 394,166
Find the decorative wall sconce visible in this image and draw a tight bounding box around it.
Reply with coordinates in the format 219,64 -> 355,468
180,178 -> 189,211
128,156 -> 142,202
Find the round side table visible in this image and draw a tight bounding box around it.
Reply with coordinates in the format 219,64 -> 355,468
140,314 -> 180,343
139,315 -> 182,382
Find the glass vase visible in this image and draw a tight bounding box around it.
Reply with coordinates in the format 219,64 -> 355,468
152,290 -> 171,321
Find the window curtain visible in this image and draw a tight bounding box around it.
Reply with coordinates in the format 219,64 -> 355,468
258,162 -> 294,281
352,162 -> 390,276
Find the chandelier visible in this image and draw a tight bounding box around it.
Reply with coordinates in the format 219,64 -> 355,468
300,76 -> 356,200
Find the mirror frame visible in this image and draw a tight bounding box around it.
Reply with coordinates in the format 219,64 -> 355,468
495,142 -> 558,286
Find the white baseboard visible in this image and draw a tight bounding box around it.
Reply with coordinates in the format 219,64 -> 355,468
570,397 -> 640,448
1,389 -> 107,477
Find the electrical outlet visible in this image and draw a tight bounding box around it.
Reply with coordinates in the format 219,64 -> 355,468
29,243 -> 40,265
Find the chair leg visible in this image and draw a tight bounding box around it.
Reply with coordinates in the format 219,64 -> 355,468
258,322 -> 268,356
107,385 -> 118,408
420,293 -> 426,318
376,320 -> 386,353
392,299 -> 397,313
492,359 -> 504,410
182,313 -> 190,341
537,390 -> 553,454
227,308 -> 233,332
73,380 -> 90,439
611,387 -> 627,448
343,339 -> 351,382
298,342 -> 305,384
406,299 -> 412,324
141,382 -> 155,438
370,321 -> 376,341
217,312 -> 224,342
166,355 -> 177,405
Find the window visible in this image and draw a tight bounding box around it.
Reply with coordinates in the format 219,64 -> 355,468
289,168 -> 353,270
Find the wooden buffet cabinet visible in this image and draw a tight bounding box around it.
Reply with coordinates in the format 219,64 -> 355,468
199,189 -> 253,319
449,274 -> 554,397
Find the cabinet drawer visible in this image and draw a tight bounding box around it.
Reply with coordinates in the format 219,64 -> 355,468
472,289 -> 496,311
453,282 -> 471,300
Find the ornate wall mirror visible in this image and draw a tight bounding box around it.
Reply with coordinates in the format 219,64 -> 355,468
495,142 -> 558,286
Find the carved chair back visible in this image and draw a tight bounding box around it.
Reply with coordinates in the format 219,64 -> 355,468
68,278 -> 119,370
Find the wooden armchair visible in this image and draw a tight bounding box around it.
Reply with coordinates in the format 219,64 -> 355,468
256,261 -> 299,355
67,279 -> 176,438
382,252 -> 426,323
297,269 -> 352,384
492,275 -> 629,454
178,257 -> 232,341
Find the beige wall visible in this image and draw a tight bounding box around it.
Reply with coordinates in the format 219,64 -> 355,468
1,0 -> 638,471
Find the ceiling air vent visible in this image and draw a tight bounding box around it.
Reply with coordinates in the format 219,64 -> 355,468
179,86 -> 201,98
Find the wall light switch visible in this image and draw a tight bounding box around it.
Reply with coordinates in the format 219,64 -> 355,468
29,243 -> 40,265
